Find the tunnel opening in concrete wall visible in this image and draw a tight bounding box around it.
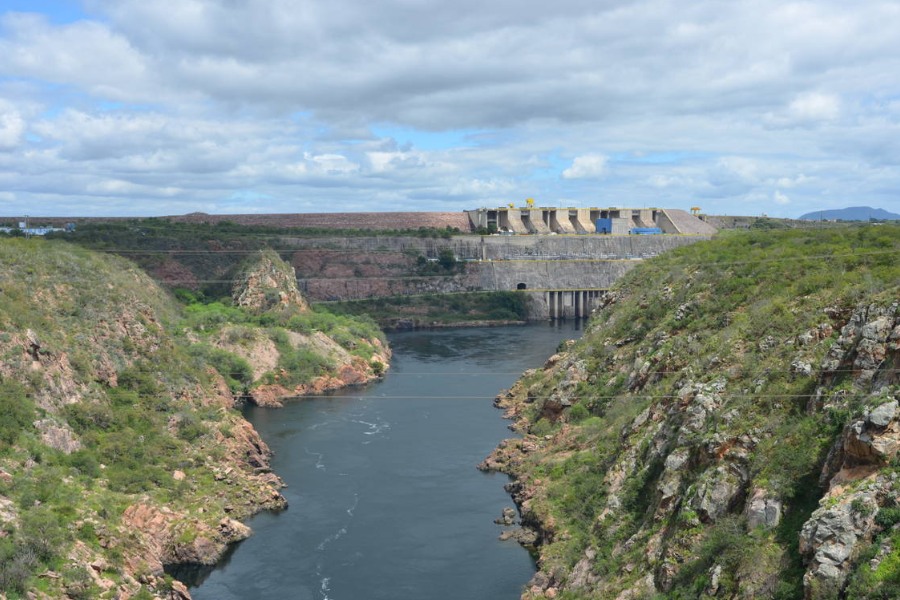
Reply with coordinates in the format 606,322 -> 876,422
517,283 -> 527,290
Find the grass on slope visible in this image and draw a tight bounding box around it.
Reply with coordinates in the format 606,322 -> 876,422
0,239 -> 387,598
515,224 -> 899,599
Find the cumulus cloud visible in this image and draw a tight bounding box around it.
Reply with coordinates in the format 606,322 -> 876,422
0,0 -> 898,217
0,109 -> 25,150
789,93 -> 841,122
0,13 -> 164,103
562,155 -> 608,179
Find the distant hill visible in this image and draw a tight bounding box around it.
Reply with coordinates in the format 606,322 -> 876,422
799,206 -> 900,220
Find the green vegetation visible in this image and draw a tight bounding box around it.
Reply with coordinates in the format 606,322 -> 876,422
178,296 -> 384,387
324,291 -> 529,328
51,219 -> 468,302
0,381 -> 34,449
51,218 -> 462,243
499,224 -> 900,598
0,238 -> 387,598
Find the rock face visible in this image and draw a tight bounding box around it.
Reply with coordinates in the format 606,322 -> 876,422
121,504 -> 254,575
242,333 -> 390,407
232,249 -> 310,313
0,241 -> 292,599
480,226 -> 899,600
218,251 -> 391,407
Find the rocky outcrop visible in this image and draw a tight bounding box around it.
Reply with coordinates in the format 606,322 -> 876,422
232,249 -> 309,313
33,418 -> 82,454
482,252 -> 898,600
218,251 -> 391,408
746,488 -> 783,530
121,503 -> 254,576
797,304 -> 900,597
0,241 -> 293,599
245,334 -> 390,407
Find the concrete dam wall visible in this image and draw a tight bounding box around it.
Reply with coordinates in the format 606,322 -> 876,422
282,232 -> 709,261
290,234 -> 712,318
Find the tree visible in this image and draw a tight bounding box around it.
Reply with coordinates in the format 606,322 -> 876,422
437,248 -> 457,270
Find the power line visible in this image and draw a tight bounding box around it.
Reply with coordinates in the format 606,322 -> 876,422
240,392 -> 893,401
219,368 -> 898,377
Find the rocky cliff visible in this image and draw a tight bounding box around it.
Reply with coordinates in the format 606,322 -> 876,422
232,249 -> 310,313
481,225 -> 899,599
0,240 -> 387,599
218,249 -> 389,407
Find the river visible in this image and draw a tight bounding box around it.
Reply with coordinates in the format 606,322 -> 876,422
185,322 -> 583,600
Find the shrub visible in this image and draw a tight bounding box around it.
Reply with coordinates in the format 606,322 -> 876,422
189,344 -> 253,392
19,505 -> 69,563
176,413 -> 207,442
876,507 -> 900,530
0,379 -> 35,447
568,403 -> 590,422
0,535 -> 36,595
276,348 -> 334,386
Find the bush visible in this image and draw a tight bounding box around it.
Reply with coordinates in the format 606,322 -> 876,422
189,344 -> 253,392
0,535 -> 36,595
176,413 -> 207,442
19,505 -> 69,563
184,302 -> 248,329
568,403 -> 590,422
876,507 -> 900,530
0,379 -> 35,447
276,347 -> 334,386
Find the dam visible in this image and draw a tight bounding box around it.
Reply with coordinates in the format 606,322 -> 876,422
289,232 -> 712,319
277,205 -> 716,319
24,205 -> 716,319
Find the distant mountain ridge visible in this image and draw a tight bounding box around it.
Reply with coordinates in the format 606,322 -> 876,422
799,206 -> 900,220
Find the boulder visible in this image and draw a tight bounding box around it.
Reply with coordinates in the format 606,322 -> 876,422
691,462 -> 749,523
746,488 -> 782,529
867,401 -> 898,428
800,493 -> 878,596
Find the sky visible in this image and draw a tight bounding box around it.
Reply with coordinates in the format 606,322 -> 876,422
1,1 -> 899,218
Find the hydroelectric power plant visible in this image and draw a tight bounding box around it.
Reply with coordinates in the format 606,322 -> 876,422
16,205 -> 717,319
281,205 -> 717,319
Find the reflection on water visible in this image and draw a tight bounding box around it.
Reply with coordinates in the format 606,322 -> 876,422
185,321 -> 583,600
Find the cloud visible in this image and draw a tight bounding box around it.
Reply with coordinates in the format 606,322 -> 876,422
788,92 -> 841,123
0,1 -> 897,217
717,157 -> 760,182
0,108 -> 25,150
562,154 -> 608,179
0,13 -> 164,103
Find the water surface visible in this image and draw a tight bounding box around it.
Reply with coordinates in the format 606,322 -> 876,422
188,322 -> 582,600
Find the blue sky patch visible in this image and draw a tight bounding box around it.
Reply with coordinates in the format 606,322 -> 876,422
3,1 -> 89,24
370,125 -> 486,151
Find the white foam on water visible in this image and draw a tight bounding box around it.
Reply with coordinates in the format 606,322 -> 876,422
304,447 -> 326,470
351,418 -> 391,436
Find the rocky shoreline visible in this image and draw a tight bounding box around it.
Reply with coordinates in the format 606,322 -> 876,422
480,296 -> 900,599
479,353 -> 571,598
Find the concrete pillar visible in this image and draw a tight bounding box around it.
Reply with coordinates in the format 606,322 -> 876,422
574,290 -> 581,318
573,209 -> 594,233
